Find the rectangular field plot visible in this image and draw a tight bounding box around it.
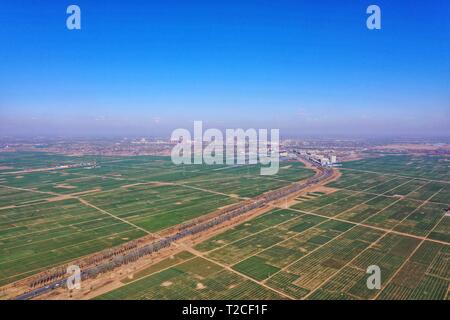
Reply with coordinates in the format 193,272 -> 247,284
265,226 -> 384,299
428,216 -> 450,243
326,171 -> 386,190
1,171 -> 134,196
344,176 -> 400,193
341,155 -> 450,181
271,162 -> 316,182
122,251 -> 195,284
181,175 -> 290,198
377,241 -> 449,300
394,202 -> 446,237
311,192 -> 376,217
194,209 -> 304,252
0,171 -> 79,190
37,175 -> 133,194
229,219 -> 355,281
0,186 -> 50,208
290,190 -> 355,212
205,213 -> 315,265
407,182 -> 448,202
308,234 -> 420,299
384,179 -> 429,196
429,184 -> 450,204
65,156 -> 209,182
204,212 -> 333,266
178,162 -> 314,198
81,184 -> 237,232
336,196 -> 399,223
364,177 -> 411,194
66,157 -> 314,190
233,256 -> 281,281
96,257 -> 285,300
0,199 -> 146,286
365,199 -> 421,229
329,171 -> 416,195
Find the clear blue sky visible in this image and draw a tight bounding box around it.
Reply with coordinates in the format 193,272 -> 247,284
1,0 -> 449,137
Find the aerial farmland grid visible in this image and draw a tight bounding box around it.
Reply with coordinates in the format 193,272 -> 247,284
0,153 -> 448,300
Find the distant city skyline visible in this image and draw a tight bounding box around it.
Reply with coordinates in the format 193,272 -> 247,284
1,1 -> 449,137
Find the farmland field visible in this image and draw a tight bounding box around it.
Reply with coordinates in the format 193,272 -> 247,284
0,152 -> 314,288
95,154 -> 449,300
0,199 -> 147,286
97,256 -> 286,300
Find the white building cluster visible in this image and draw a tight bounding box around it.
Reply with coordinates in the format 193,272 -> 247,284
300,151 -> 339,167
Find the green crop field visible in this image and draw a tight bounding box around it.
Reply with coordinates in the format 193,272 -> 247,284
0,152 -> 314,288
340,155 -> 450,181
97,257 -> 285,300
0,152 -> 448,299
81,183 -> 237,232
0,199 -> 147,286
96,155 -> 449,300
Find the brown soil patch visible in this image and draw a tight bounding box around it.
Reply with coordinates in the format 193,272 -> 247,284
196,283 -> 207,290
46,195 -> 73,202
161,281 -> 173,287
121,182 -> 173,189
55,184 -> 76,189
68,188 -> 101,196
309,186 -> 339,194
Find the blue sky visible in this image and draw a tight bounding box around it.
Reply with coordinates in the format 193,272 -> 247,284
1,0 -> 449,137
